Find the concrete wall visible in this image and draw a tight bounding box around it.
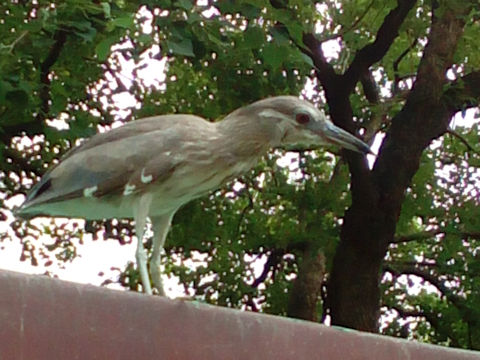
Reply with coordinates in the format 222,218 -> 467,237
0,270 -> 479,359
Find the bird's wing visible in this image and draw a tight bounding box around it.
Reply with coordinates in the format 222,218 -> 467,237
64,114 -> 200,159
22,115 -> 211,208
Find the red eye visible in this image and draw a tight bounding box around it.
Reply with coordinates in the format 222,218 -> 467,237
295,113 -> 310,124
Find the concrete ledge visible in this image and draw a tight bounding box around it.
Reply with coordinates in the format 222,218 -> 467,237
0,270 -> 478,359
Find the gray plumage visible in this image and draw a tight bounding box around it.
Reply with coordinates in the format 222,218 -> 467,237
17,96 -> 371,295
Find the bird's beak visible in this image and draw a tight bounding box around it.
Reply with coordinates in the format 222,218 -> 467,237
322,122 -> 373,155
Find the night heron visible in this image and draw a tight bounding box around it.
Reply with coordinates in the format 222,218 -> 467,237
17,96 -> 371,295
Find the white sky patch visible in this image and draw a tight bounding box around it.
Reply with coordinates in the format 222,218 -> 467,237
368,132 -> 384,169
46,116 -> 70,130
0,232 -> 136,290
321,39 -> 341,61
276,151 -> 304,182
450,108 -> 478,129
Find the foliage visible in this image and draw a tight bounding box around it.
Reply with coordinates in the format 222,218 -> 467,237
1,0 -> 480,350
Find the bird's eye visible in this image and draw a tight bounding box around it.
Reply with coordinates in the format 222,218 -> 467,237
295,112 -> 311,125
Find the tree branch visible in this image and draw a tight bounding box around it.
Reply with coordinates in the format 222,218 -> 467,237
301,33 -> 339,85
384,262 -> 480,349
318,0 -> 375,43
447,129 -> 480,154
360,70 -> 380,104
386,260 -> 438,268
343,0 -> 418,93
393,38 -> 418,95
234,184 -> 254,239
5,30 -> 29,54
391,229 -> 480,243
388,304 -> 462,347
373,2 -> 473,211
384,264 -> 464,309
287,251 -> 325,322
384,254 -> 480,346
0,29 -> 68,145
37,29 -> 68,122
302,2 -> 416,211
251,249 -> 283,288
443,70 -> 480,113
391,229 -> 444,243
391,305 -> 424,318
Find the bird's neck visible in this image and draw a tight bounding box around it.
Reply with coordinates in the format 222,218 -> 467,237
216,113 -> 282,161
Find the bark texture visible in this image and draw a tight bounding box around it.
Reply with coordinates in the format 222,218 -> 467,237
287,252 -> 325,321
301,1 -> 476,331
330,3 -> 472,331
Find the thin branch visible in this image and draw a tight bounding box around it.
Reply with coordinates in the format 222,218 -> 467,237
384,264 -> 464,310
320,278 -> 329,323
6,30 -> 28,54
251,249 -> 283,288
447,129 -> 480,154
442,70 -> 480,114
301,33 -> 336,80
234,184 -> 254,239
0,36 -> 82,146
393,38 -> 418,95
343,0 -> 418,92
360,70 -> 380,104
391,229 -> 480,243
37,29 -> 68,122
391,305 -> 424,318
244,294 -> 259,312
0,29 -> 73,144
391,229 -> 444,243
385,262 -> 479,348
393,39 -> 418,73
301,0 -> 417,105
389,302 -> 464,347
386,260 -> 438,268
318,0 -> 375,42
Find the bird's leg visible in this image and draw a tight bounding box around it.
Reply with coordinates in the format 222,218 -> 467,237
134,194 -> 153,295
150,212 -> 175,296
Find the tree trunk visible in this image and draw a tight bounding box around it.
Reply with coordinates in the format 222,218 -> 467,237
287,252 -> 325,321
326,3 -> 471,332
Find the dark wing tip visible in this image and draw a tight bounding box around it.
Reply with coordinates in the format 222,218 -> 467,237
25,178 -> 52,203
13,207 -> 34,220
15,177 -> 53,220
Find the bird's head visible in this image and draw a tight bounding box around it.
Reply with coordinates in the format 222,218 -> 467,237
244,96 -> 372,154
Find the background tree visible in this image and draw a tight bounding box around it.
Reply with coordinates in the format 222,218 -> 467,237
1,0 -> 480,349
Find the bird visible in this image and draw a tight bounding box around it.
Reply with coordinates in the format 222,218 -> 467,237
16,96 -> 372,295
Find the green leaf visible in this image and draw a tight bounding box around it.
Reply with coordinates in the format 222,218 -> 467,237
270,26 -> 291,45
244,26 -> 264,49
263,44 -> 284,70
285,22 -> 303,45
71,21 -> 97,42
112,15 -> 134,29
166,38 -> 195,57
114,0 -> 126,8
101,2 -> 111,18
0,81 -> 14,102
299,52 -> 313,67
175,0 -> 193,11
95,37 -> 117,61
